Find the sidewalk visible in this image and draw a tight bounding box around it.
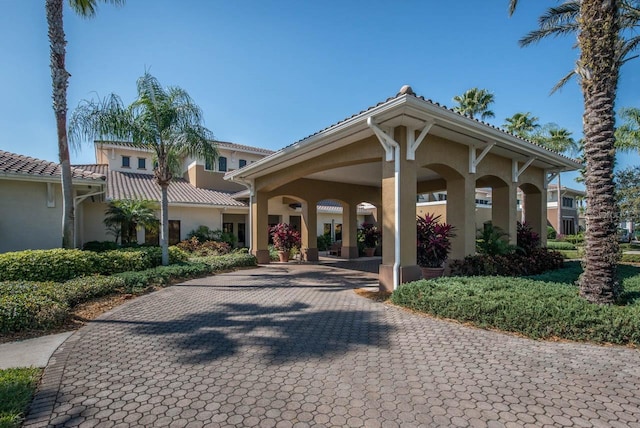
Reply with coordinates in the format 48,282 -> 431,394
0,331 -> 73,369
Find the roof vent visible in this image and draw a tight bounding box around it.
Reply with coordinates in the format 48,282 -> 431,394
399,85 -> 415,96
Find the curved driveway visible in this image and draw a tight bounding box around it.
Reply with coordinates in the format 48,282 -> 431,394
26,264 -> 640,427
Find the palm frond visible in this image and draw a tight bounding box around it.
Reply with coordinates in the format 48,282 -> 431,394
69,93 -> 133,148
550,69 -> 578,94
68,0 -> 125,19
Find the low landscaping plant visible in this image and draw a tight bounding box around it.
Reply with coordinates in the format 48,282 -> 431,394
391,261 -> 640,345
0,247 -> 188,282
0,367 -> 41,428
546,240 -> 577,250
450,248 -> 564,277
176,237 -> 231,256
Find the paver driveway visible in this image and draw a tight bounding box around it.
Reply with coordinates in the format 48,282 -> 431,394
26,264 -> 640,427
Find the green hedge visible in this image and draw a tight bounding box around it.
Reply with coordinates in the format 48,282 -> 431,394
0,247 -> 188,282
116,253 -> 257,291
546,240 -> 577,250
0,253 -> 256,334
0,276 -> 124,333
390,264 -> 640,345
622,253 -> 640,263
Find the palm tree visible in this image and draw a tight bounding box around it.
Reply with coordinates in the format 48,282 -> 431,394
510,0 -> 621,304
46,0 -> 124,249
615,107 -> 640,152
69,72 -> 217,265
515,0 -> 639,93
504,112 -> 540,138
452,88 -> 496,120
104,199 -> 158,245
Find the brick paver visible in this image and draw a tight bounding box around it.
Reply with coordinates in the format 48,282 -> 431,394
25,264 -> 640,427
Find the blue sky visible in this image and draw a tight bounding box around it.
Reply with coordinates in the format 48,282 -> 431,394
2,0 -> 639,188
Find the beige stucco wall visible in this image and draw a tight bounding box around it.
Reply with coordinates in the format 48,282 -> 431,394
0,180 -> 63,253
95,146 -> 154,174
184,164 -> 246,193
80,200 -> 111,244
416,202 -> 494,234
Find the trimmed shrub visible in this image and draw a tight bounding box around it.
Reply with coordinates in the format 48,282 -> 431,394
547,226 -> 556,240
0,247 -> 189,282
622,253 -> 640,263
59,276 -> 125,306
115,263 -> 212,291
191,253 -> 257,271
390,266 -> 640,345
0,282 -> 68,333
546,240 -> 577,250
82,241 -> 120,252
317,234 -> 332,252
450,248 -> 564,277
0,250 -> 99,282
176,237 -> 231,256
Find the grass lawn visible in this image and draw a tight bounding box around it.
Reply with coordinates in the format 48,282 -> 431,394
391,262 -> 640,346
0,368 -> 41,428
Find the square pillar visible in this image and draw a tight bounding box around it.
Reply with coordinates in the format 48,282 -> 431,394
492,184 -> 518,245
252,190 -> 270,264
523,189 -> 547,247
301,200 -> 318,261
447,176 -> 476,260
341,202 -> 359,259
379,126 -> 421,292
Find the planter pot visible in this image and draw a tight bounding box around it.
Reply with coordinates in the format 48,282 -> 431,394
363,247 -> 376,257
278,251 -> 289,263
420,266 -> 445,279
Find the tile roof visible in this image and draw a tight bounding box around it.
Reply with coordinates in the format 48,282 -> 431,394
72,164 -> 109,176
96,140 -> 274,155
0,149 -> 106,181
107,170 -> 246,207
271,86 -> 578,163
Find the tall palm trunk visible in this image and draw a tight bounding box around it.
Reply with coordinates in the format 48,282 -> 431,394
578,0 -> 621,303
161,185 -> 169,266
46,0 -> 74,248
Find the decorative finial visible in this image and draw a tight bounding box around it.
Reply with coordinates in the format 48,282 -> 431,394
399,85 -> 415,96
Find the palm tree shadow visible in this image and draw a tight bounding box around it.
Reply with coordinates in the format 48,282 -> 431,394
110,300 -> 392,364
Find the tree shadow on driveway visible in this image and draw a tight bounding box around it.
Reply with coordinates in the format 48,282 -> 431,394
96,299 -> 393,365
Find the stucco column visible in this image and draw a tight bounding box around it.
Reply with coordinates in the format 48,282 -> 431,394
301,199 -> 318,261
492,184 -> 518,245
341,202 -> 359,259
379,126 -> 421,292
447,176 -> 476,260
524,189 -> 547,247
252,190 -> 270,264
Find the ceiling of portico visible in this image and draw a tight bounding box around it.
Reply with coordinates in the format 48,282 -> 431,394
306,161 -> 441,188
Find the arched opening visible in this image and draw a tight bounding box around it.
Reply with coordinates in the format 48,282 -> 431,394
519,182 -> 546,246
476,174 -> 517,244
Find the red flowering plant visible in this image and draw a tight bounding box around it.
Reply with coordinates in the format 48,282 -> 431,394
416,213 -> 456,268
269,223 -> 301,252
359,223 -> 381,248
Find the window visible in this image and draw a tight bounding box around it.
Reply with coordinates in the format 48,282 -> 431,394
145,226 -> 159,246
169,220 -> 181,245
121,156 -> 130,168
218,156 -> 228,172
335,223 -> 342,241
562,197 -> 574,208
238,223 -> 246,246
223,222 -> 234,234
205,158 -> 213,171
324,223 -> 332,236
239,159 -> 247,168
138,158 -> 146,169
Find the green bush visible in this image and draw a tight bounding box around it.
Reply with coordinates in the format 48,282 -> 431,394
0,247 -> 189,282
450,248 -> 564,277
191,253 -> 257,271
0,282 -> 68,333
317,234 -> 332,251
391,265 -> 640,345
546,240 -> 577,250
82,241 -> 120,252
622,253 -> 640,263
115,263 -> 212,291
547,226 -> 556,240
58,276 -> 125,306
0,250 -> 98,282
0,276 -> 125,334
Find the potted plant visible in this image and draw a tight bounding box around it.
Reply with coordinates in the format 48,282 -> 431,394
269,223 -> 301,262
416,213 -> 456,278
359,223 -> 381,257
